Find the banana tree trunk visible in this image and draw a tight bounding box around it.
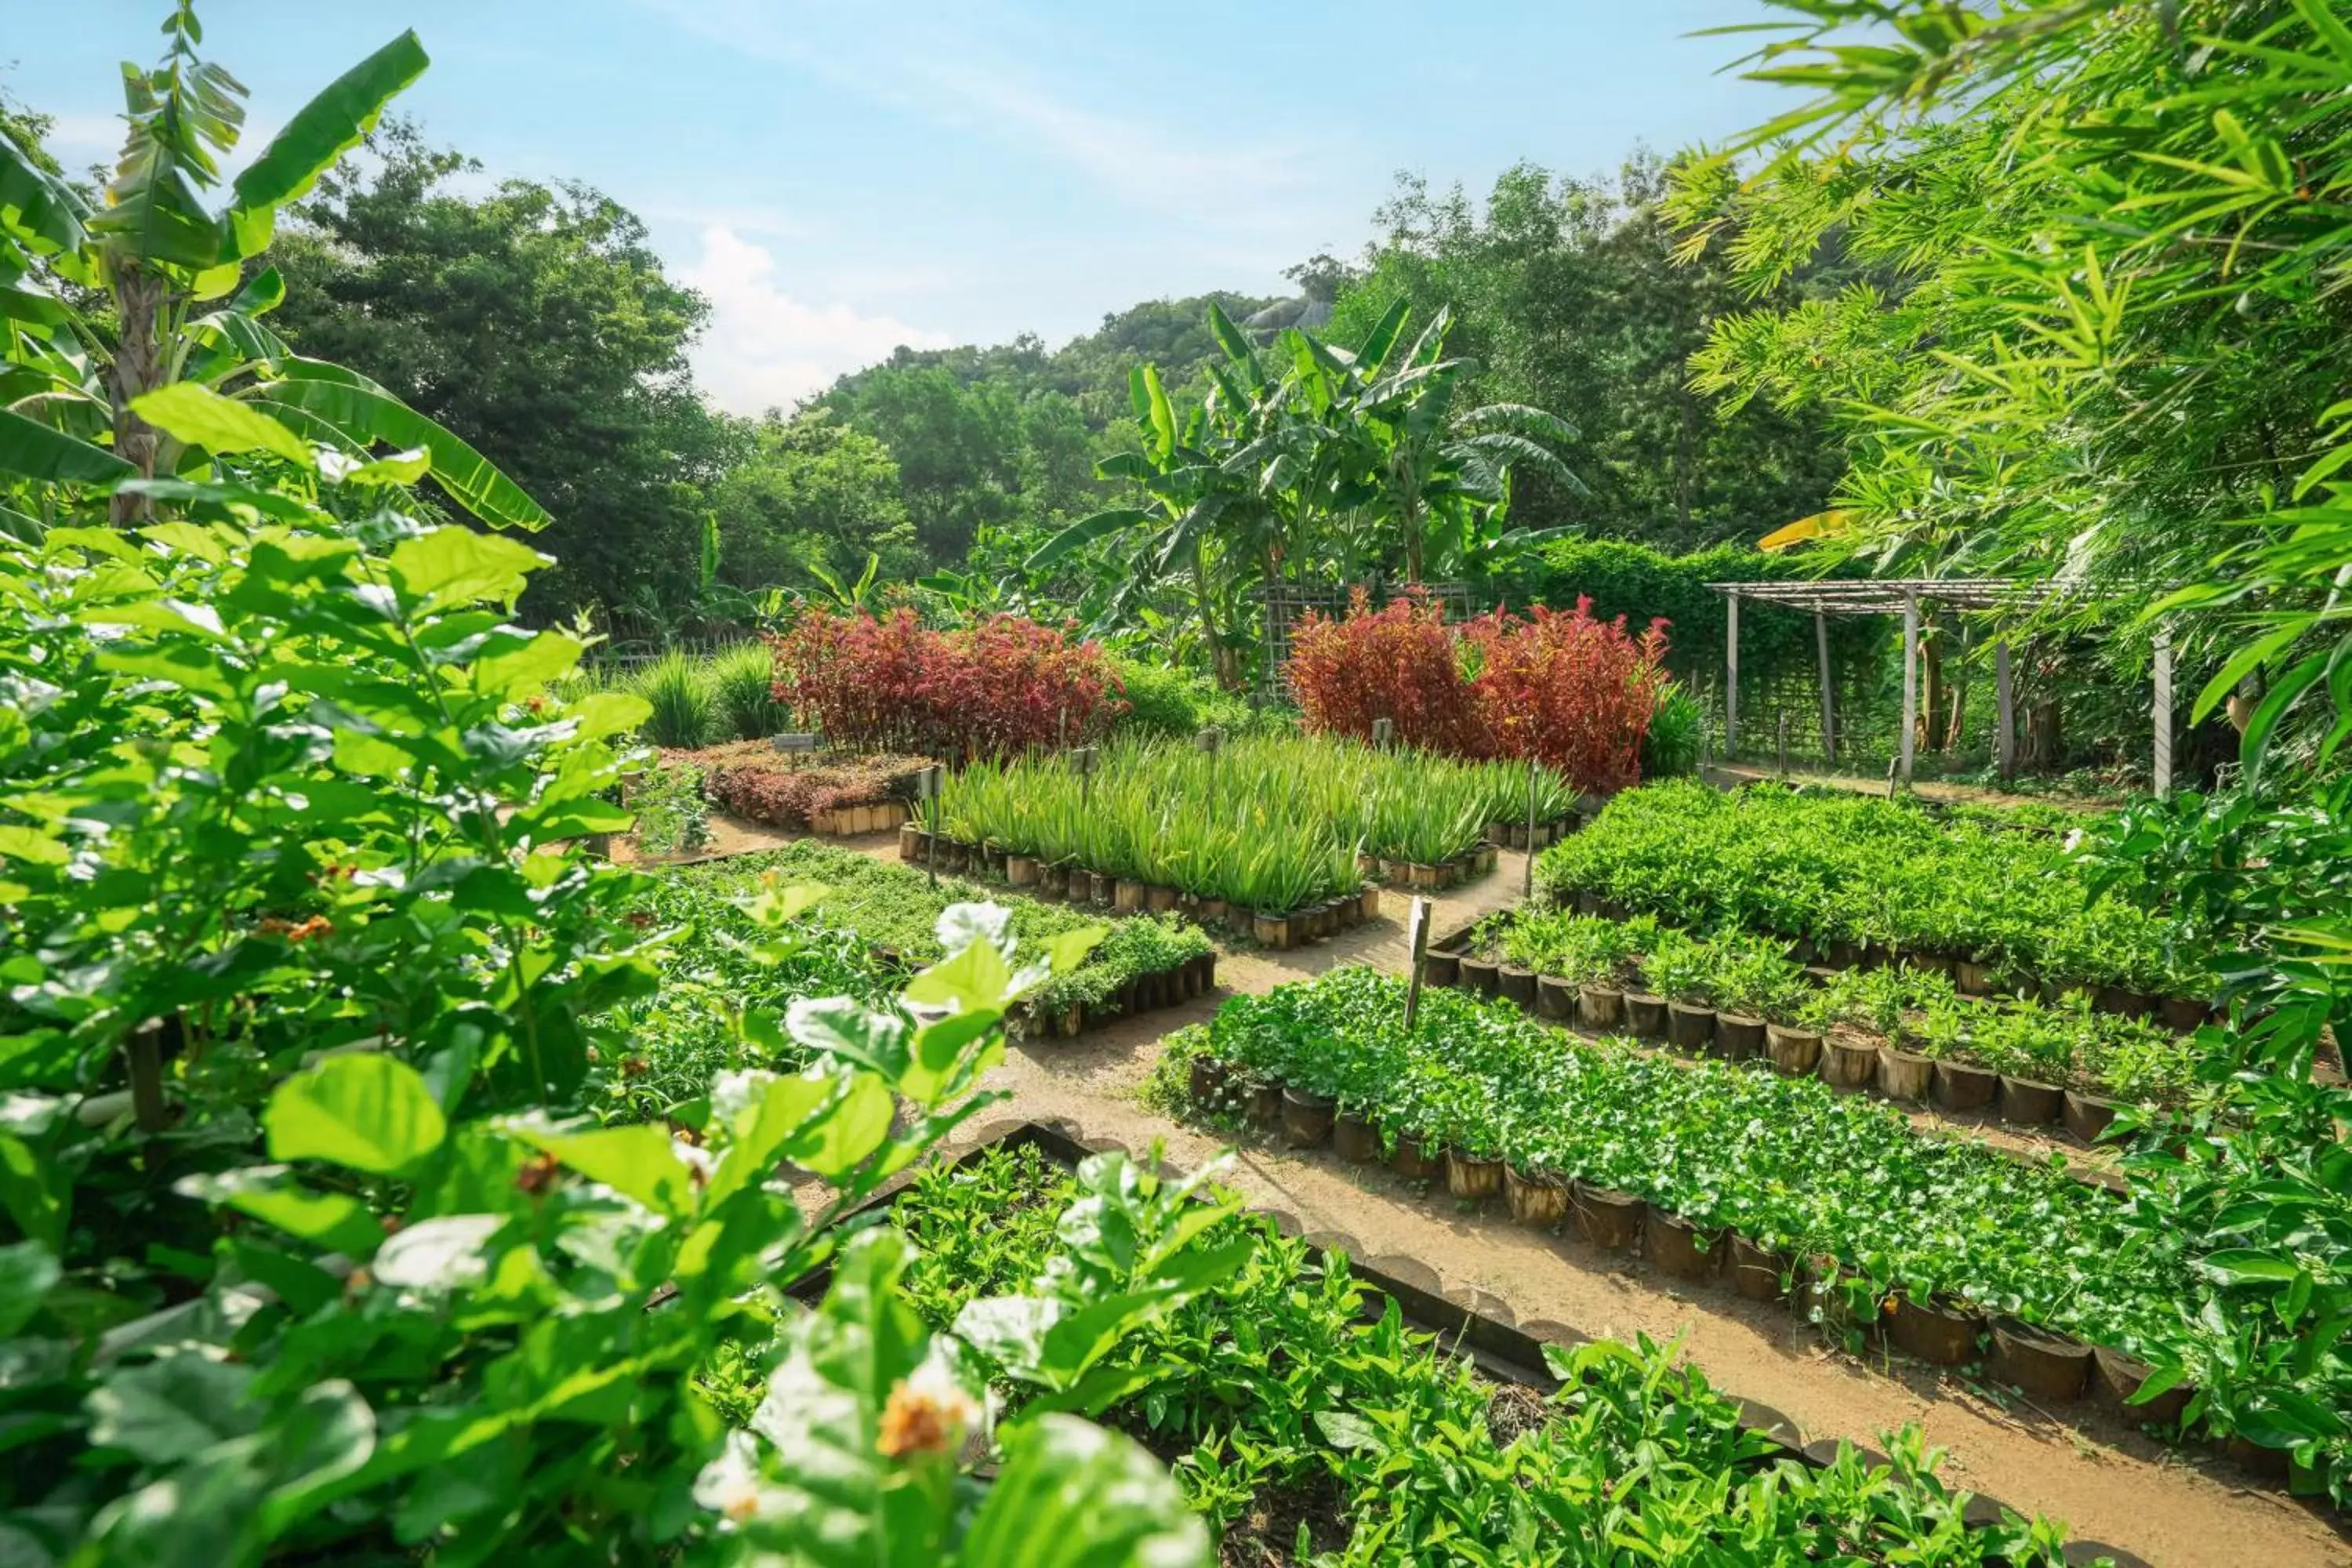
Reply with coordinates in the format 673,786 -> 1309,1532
109,268 -> 168,525
1402,493 -> 1425,585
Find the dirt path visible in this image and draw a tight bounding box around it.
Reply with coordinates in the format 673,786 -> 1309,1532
765,822 -> 2342,1566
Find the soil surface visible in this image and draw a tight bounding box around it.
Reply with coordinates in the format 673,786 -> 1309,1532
757,818 -> 2344,1568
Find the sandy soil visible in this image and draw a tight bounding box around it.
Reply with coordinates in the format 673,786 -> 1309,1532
746,818 -> 2347,1566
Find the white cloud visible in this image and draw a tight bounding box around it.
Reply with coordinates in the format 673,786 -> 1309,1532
680,226 -> 952,415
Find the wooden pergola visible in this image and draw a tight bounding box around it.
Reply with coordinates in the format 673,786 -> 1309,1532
1708,579 -> 2175,794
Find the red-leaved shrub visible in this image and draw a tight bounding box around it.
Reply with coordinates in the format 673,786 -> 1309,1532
770,608 -> 1125,760
1286,590 -> 1668,792
1285,590 -> 1486,757
676,742 -> 935,829
1462,598 -> 1669,792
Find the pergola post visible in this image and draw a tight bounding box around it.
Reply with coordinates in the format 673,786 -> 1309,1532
1994,639 -> 2016,782
1724,590 -> 1740,755
2153,625 -> 2173,798
1813,608 -> 1837,762
1899,592 -> 1919,786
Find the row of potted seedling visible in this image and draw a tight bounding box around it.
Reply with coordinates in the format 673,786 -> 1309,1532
898,822 -> 1384,949
1436,945 -> 2160,1145
1188,1054 -> 2216,1472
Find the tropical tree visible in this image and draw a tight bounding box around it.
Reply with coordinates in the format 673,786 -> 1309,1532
0,3 -> 542,532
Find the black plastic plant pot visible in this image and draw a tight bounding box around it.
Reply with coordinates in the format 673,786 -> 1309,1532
1578,985 -> 1625,1031
1818,1034 -> 1876,1092
1422,951 -> 1461,988
2092,1345 -> 2194,1428
1391,1134 -> 1443,1181
1715,1014 -> 1766,1062
1444,1150 -> 1504,1201
1665,1001 -> 1716,1052
2063,1090 -> 2120,1144
1877,1046 -> 1933,1103
1185,1053 -> 1242,1105
1280,1087 -> 1336,1149
1730,1233 -> 1790,1302
1987,1318 -> 2092,1403
1764,1023 -> 1821,1076
1624,992 -> 1669,1040
1931,1058 -> 1998,1112
1333,1111 -> 1382,1164
1246,1080 -> 1283,1132
1535,974 -> 1576,1021
1504,1166 -> 1570,1227
1997,1076 -> 2063,1127
1645,1209 -> 1723,1283
1459,956 -> 1501,996
1886,1293 -> 1981,1367
2096,985 -> 2158,1022
1497,965 -> 1538,1011
1573,1182 -> 1646,1252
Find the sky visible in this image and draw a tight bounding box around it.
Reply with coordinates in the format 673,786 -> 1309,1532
4,2 -> 1802,414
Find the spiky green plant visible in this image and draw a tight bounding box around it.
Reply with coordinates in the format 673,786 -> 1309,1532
711,641 -> 792,740
630,651 -> 717,749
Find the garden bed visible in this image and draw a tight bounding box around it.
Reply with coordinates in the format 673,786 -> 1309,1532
1445,906 -> 2198,1139
659,841 -> 1214,1042
1537,779 -> 2212,1023
803,1123 -> 2147,1566
927,735 -> 1573,946
1165,968 -> 2324,1494
673,739 -> 935,837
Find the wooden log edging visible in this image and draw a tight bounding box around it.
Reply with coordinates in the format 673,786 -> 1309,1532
929,1118 -> 2159,1568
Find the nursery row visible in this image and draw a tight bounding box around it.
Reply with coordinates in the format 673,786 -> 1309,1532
1537,780 -> 2202,1005
829,1139 -> 2121,1566
1451,908 -> 2198,1120
1172,970 -> 2337,1479
671,739 -> 932,835
931,732 -> 1574,923
656,842 -> 1214,1040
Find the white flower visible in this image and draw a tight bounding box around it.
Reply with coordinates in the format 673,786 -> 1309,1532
672,1136 -> 717,1185
711,1068 -> 777,1131
693,1428 -> 791,1526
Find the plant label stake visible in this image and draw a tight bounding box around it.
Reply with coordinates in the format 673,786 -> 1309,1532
1403,896 -> 1432,1034
918,765 -> 943,887
1524,758 -> 1539,898
772,731 -> 821,754
1372,717 -> 1393,752
1072,745 -> 1098,808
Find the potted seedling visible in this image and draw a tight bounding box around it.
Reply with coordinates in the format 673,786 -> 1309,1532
1762,979 -> 1830,1076
1645,931 -> 1717,1052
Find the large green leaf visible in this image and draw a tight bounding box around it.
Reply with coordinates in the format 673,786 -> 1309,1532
0,408 -> 132,485
499,1118 -> 697,1217
224,31 -> 430,260
1024,509 -> 1150,572
0,125 -> 93,274
265,1054 -> 448,1176
387,524 -> 548,611
132,382 -> 313,466
955,1414 -> 1212,1567
257,359 -> 550,530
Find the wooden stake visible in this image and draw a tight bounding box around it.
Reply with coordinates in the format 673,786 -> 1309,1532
1994,639 -> 2016,782
1899,592 -> 1919,785
1403,896 -> 1431,1033
1523,759 -> 1538,898
1725,590 -> 1741,753
1814,608 -> 1837,762
2153,626 -> 2174,798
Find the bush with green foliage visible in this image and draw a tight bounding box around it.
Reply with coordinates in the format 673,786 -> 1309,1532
629,648 -> 719,747
710,638 -> 793,738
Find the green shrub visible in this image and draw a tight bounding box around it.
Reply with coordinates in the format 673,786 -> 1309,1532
1107,655 -> 1276,738
710,639 -> 791,739
630,650 -> 717,748
1642,680 -> 1702,777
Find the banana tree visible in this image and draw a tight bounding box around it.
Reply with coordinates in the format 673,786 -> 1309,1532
1313,303 -> 1585,583
0,3 -> 544,532
1026,360 -> 1261,687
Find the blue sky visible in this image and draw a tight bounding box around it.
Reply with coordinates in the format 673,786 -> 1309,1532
6,2 -> 1801,412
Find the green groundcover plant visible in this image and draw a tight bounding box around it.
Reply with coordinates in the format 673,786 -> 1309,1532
659,839 -> 1213,1028
853,1141 -> 2103,1566
0,384 -> 1242,1565
1539,781 -> 2199,997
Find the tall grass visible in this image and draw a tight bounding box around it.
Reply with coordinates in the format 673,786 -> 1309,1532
630,651 -> 717,749
710,640 -> 793,740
